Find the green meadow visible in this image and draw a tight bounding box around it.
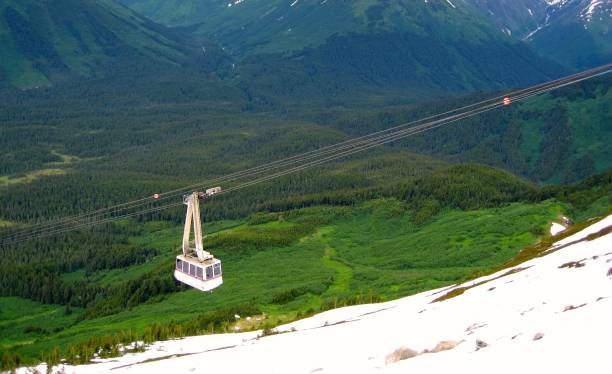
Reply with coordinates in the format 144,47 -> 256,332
0,198 -> 566,363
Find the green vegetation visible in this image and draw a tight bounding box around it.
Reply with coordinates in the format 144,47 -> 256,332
0,220 -> 14,228
0,168 -> 68,187
0,2 -> 609,370
531,14 -> 612,70
1,0 -> 562,98
308,75 -> 612,183
1,164 -> 610,369
0,0 -> 193,88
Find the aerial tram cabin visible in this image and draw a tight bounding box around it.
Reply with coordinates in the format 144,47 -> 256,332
174,188 -> 223,292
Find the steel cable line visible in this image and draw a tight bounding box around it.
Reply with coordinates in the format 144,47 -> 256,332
2,100 -> 494,246
5,63 -> 609,240
4,65 -> 599,238
0,202 -> 186,245
0,95 -> 519,244
2,66 -> 609,244
3,65 -> 610,245
0,104 -> 587,243
0,91 -> 512,237
1,64 -> 611,245
0,92 -> 576,244
1,101 -> 501,245
215,71 -> 609,197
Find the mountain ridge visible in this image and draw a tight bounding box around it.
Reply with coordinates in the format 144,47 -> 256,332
466,0 -> 612,69
0,0 -> 197,88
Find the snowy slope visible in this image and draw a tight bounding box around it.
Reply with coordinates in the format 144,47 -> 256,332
25,215 -> 612,374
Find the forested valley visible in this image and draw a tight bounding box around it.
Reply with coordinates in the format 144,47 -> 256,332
0,0 -> 610,370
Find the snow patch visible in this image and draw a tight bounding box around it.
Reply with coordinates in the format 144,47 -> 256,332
554,215 -> 612,247
581,0 -> 607,21
550,222 -> 567,236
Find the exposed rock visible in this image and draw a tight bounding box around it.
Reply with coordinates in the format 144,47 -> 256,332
563,303 -> 586,312
520,307 -> 535,316
607,267 -> 612,277
533,332 -> 544,341
475,339 -> 488,350
466,323 -> 487,332
431,340 -> 460,353
385,346 -> 419,364
559,260 -> 586,269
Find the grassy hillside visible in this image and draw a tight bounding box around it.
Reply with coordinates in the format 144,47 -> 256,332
0,0 -> 197,88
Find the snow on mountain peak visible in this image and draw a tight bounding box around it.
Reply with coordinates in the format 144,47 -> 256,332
544,0 -> 570,5
580,0 -> 612,21
543,0 -> 612,22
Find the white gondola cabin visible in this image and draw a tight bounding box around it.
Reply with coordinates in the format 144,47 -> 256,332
174,255 -> 222,292
174,190 -> 223,292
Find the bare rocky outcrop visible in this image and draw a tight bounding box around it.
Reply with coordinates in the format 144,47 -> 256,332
475,339 -> 488,350
563,303 -> 586,312
431,340 -> 460,353
385,347 -> 419,365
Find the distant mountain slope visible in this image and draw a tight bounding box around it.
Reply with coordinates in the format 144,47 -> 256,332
466,0 -> 612,69
309,74 -> 612,184
529,0 -> 612,69
0,0 -> 192,88
465,0 -> 549,37
121,0 -> 564,101
410,75 -> 612,183
123,0 -> 501,55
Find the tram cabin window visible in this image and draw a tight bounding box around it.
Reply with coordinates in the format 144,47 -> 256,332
206,266 -> 213,279
213,263 -> 222,276
190,264 -> 196,276
176,259 -> 182,271
182,261 -> 189,273
197,266 -> 203,280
